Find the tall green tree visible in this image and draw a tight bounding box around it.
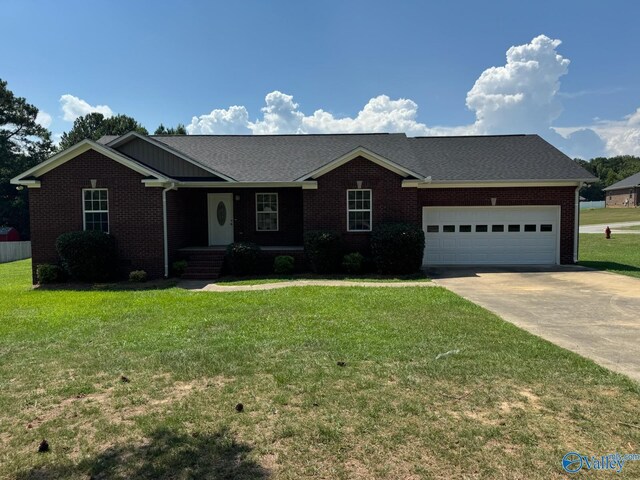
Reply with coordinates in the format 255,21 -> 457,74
154,123 -> 187,135
58,112 -> 148,150
576,155 -> 640,201
0,79 -> 53,238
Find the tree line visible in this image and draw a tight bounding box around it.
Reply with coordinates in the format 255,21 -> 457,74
0,78 -> 185,239
575,156 -> 640,201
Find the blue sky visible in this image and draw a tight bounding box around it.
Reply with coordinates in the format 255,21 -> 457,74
2,0 -> 639,158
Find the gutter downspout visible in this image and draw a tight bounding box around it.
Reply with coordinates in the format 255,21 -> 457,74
574,184 -> 581,263
162,182 -> 177,278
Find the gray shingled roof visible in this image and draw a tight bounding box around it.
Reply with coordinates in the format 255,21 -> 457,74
96,135 -> 119,145
603,171 -> 640,191
152,133 -> 421,182
109,132 -> 593,183
408,135 -> 594,182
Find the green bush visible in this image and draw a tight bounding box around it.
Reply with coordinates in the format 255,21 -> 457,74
172,260 -> 188,277
36,264 -> 65,284
342,252 -> 365,274
55,231 -> 119,282
370,223 -> 425,274
304,230 -> 342,273
226,242 -> 261,275
274,255 -> 294,274
129,270 -> 148,282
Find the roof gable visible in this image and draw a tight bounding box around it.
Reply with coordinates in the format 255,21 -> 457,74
296,146 -> 423,180
107,132 -> 235,181
11,140 -> 170,187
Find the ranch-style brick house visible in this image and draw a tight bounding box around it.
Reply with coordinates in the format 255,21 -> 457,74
603,172 -> 640,208
12,132 -> 595,281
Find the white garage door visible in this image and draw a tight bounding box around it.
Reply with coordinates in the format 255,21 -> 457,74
422,206 -> 559,265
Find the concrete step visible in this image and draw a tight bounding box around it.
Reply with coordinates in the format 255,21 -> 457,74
182,272 -> 220,280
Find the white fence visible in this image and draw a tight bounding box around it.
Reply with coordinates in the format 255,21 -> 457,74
580,201 -> 606,210
0,241 -> 31,263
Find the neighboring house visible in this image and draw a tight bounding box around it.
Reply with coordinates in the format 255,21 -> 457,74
12,132 -> 595,281
603,172 -> 640,208
0,227 -> 20,242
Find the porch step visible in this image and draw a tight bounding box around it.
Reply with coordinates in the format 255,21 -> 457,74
181,250 -> 226,280
182,272 -> 220,280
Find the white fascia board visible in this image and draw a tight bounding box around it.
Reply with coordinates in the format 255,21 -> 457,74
405,180 -> 591,188
10,140 -> 170,185
296,147 -> 422,181
172,181 -> 318,189
108,131 -> 236,182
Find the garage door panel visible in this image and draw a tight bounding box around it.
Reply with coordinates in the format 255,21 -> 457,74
422,206 -> 558,266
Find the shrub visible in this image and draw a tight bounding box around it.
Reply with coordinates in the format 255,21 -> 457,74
129,270 -> 148,282
172,260 -> 188,277
342,252 -> 365,274
370,223 -> 425,274
55,230 -> 119,282
304,230 -> 342,273
226,242 -> 261,275
274,255 -> 294,274
36,264 -> 65,284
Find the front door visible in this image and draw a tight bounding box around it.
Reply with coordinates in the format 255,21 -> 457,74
208,193 -> 234,245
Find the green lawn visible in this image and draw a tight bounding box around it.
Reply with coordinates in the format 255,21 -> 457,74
1,260 -> 639,479
580,207 -> 640,225
580,233 -> 640,278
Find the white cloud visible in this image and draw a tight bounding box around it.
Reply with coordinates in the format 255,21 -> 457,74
186,34 -> 640,158
466,35 -> 569,134
591,108 -> 640,156
35,111 -> 52,128
251,91 -> 305,134
59,94 -> 113,122
187,91 -> 434,136
186,105 -> 251,134
302,95 -> 433,136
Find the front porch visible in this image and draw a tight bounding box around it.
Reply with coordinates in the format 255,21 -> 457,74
166,187 -> 305,279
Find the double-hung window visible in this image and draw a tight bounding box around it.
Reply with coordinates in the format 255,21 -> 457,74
256,193 -> 278,231
83,189 -> 109,233
347,189 -> 372,231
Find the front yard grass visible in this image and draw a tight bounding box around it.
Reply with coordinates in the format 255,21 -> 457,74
580,207 -> 640,225
579,233 -> 640,279
1,259 -> 639,479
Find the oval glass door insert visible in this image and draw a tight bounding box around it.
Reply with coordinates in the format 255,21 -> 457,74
216,201 -> 227,225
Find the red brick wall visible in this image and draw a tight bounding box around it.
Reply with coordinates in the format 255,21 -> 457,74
605,187 -> 639,207
303,157 -> 417,253
418,186 -> 577,264
29,150 -> 165,282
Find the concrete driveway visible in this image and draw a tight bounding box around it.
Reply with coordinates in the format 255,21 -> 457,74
429,266 -> 640,382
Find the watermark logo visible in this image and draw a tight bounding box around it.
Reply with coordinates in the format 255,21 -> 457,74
562,451 -> 640,474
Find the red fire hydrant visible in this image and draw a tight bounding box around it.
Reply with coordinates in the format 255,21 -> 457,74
605,226 -> 611,239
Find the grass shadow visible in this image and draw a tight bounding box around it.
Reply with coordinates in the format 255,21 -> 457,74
17,427 -> 269,480
208,271 -> 430,284
425,265 -> 589,279
579,260 -> 640,274
35,278 -> 179,292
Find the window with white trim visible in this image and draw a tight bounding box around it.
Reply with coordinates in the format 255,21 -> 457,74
256,193 -> 278,231
83,189 -> 109,233
347,189 -> 372,231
